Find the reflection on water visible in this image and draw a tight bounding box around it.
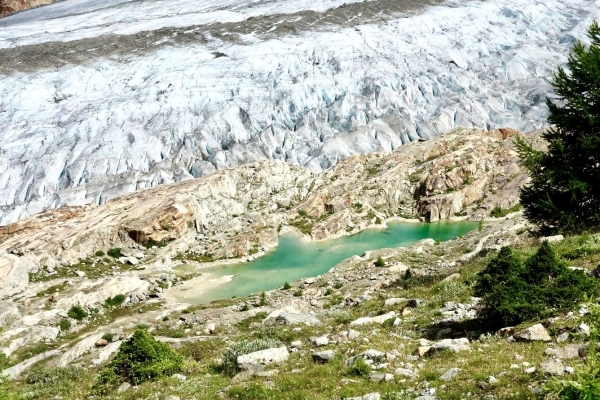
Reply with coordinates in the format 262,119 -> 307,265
177,221 -> 476,305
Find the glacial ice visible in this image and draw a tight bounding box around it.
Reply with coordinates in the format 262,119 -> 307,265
0,0 -> 598,224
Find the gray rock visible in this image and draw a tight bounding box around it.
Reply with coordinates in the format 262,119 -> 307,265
346,393 -> 381,400
539,235 -> 564,243
117,382 -> 131,393
172,373 -> 186,381
312,350 -> 335,363
0,302 -> 21,328
440,368 -> 460,381
577,322 -> 591,336
310,335 -> 329,347
394,368 -> 415,378
346,349 -> 386,366
514,324 -> 551,342
368,372 -> 392,382
556,332 -> 570,343
290,340 -> 302,349
384,298 -> 407,306
428,338 -> 470,354
74,270 -> 86,277
348,329 -> 361,340
275,312 -> 321,326
541,359 -> 564,376
237,347 -> 289,371
544,345 -> 582,360
487,375 -> 499,384
350,311 -> 396,326
2,349 -> 61,379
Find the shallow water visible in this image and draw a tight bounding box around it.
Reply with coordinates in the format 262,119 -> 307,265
180,221 -> 476,304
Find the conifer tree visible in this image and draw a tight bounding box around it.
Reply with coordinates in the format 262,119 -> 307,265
516,21 -> 600,234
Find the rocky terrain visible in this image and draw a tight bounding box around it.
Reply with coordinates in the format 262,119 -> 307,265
0,127 -> 535,299
1,126 -> 583,400
0,0 -> 598,224
0,0 -> 54,17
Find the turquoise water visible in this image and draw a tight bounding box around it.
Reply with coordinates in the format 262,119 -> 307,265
184,221 -> 476,304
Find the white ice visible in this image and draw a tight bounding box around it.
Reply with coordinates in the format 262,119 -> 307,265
0,0 -> 598,224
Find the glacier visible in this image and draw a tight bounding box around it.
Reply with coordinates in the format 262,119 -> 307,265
0,0 -> 598,224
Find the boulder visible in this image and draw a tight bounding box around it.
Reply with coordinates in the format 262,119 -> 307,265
346,349 -> 385,366
539,235 -> 564,243
384,298 -> 407,307
0,302 -> 21,328
514,324 -> 551,342
347,329 -> 360,340
426,338 -> 470,355
237,347 -> 289,371
275,312 -> 321,326
440,367 -> 460,381
346,394 -> 381,400
541,359 -> 565,376
544,345 -> 583,360
312,350 -> 335,363
309,335 -> 329,347
368,371 -> 393,382
394,368 -> 416,378
350,311 -> 396,326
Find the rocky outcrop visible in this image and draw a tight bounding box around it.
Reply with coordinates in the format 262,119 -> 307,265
0,127 -> 540,299
0,0 -> 54,17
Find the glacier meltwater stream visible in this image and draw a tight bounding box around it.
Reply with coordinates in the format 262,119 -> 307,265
174,221 -> 477,305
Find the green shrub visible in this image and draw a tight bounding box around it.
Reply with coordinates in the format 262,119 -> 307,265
95,250 -> 105,257
489,204 -> 522,218
374,256 -> 385,267
222,338 -> 282,375
25,366 -> 83,385
516,21 -> 600,234
58,319 -> 71,332
102,333 -> 115,342
104,294 -> 126,308
93,329 -> 183,394
475,242 -> 598,327
107,248 -> 121,258
293,289 -> 303,297
67,305 -> 88,321
259,291 -> 268,306
282,281 -> 292,290
348,358 -> 371,377
298,209 -> 307,216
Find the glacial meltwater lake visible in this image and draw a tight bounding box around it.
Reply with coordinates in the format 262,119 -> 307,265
176,221 -> 477,305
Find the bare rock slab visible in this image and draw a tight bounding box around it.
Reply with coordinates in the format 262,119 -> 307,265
515,324 -> 551,342
237,347 -> 289,371
312,350 -> 335,363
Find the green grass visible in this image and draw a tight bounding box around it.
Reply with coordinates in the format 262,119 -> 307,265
489,204 -> 522,218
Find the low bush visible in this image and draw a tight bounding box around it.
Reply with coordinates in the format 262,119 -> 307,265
475,242 -> 598,328
222,338 -> 282,375
95,250 -> 105,257
107,248 -> 121,258
104,294 -> 126,308
374,256 -> 385,267
93,329 -> 183,394
58,319 -> 71,331
348,358 -> 371,377
67,305 -> 88,321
